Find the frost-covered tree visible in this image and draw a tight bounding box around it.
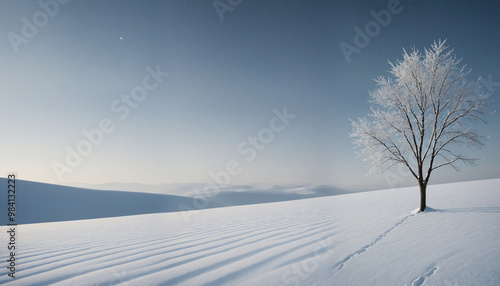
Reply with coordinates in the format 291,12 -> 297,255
350,40 -> 490,212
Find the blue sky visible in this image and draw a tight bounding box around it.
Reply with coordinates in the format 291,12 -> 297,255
1,0 -> 499,189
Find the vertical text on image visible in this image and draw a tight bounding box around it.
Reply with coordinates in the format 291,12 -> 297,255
6,174 -> 17,279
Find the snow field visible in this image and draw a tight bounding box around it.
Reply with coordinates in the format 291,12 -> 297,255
1,179 -> 498,285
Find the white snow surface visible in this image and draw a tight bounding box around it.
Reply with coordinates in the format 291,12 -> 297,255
1,179 -> 499,285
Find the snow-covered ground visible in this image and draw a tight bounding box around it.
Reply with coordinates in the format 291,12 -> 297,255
1,179 -> 499,285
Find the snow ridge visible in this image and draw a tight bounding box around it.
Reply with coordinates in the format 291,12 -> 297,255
149,222 -> 338,285
333,214 -> 414,271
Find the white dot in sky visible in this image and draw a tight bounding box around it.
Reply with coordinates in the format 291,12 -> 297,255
119,37 -> 123,40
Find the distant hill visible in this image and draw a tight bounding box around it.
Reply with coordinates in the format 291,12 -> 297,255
0,178 -> 221,224
0,178 -> 356,225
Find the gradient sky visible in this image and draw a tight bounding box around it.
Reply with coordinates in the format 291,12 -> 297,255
1,0 -> 499,189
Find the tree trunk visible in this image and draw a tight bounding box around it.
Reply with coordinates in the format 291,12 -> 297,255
419,181 -> 427,212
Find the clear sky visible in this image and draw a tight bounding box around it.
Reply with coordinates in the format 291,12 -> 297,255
1,0 -> 499,190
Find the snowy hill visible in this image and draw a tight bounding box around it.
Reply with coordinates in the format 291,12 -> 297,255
1,179 -> 499,285
0,179 -> 355,224
0,179 -> 224,224
68,181 -> 358,205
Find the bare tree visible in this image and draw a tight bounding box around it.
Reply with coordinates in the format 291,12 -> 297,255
350,40 -> 490,212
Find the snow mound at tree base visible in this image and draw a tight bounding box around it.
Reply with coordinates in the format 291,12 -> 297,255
411,207 -> 438,214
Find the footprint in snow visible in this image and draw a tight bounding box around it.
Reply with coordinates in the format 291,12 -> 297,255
409,265 -> 438,286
